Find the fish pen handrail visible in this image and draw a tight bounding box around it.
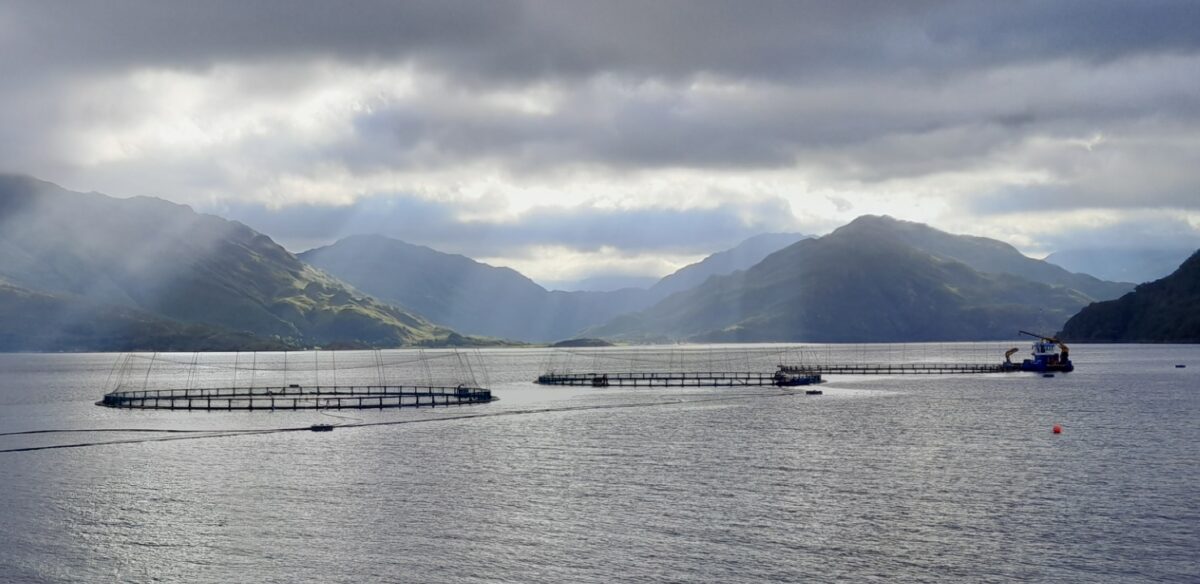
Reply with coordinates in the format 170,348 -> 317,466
541,371 -> 786,380
536,371 -> 822,387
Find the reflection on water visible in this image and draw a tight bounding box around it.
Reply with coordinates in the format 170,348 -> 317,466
0,344 -> 1197,582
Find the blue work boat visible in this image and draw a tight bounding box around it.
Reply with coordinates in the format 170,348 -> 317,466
1010,330 -> 1074,373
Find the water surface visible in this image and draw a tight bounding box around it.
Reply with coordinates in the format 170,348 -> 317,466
0,344 -> 1196,582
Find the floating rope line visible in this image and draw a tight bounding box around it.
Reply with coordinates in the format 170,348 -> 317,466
2,387 -> 809,454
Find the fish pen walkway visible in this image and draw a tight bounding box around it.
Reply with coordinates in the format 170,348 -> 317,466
536,344 -> 1033,389
536,371 -> 821,387
99,384 -> 494,410
778,363 -> 1016,375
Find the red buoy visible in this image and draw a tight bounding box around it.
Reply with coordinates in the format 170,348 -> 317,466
1052,424 -> 1062,434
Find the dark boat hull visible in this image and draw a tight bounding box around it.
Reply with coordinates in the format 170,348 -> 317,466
1020,359 -> 1074,373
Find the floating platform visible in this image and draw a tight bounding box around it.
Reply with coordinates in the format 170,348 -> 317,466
97,384 -> 495,410
535,371 -> 822,387
536,336 -> 1074,390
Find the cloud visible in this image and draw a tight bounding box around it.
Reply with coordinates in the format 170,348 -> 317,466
3,1 -> 1200,278
4,2 -> 1199,83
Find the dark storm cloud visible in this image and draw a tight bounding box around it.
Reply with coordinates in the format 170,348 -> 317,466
334,87 -> 802,172
311,53 -> 1200,176
215,194 -> 796,256
3,1 -> 1198,83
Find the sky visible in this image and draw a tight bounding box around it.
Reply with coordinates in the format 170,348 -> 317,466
2,1 -> 1199,284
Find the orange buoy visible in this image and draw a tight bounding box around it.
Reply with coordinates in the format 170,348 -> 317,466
1052,424 -> 1062,434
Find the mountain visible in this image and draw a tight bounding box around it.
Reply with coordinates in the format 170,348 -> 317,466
301,232 -> 813,342
0,175 -> 464,349
588,216 -> 1103,342
650,232 -> 809,298
841,216 -> 1132,301
1059,250 -> 1200,342
299,234 -> 653,342
1045,248 -> 1195,284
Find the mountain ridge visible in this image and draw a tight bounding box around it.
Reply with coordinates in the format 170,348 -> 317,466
834,216 -> 1132,301
650,232 -> 810,298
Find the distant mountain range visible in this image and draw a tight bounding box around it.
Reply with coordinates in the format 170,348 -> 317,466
0,175 -> 479,351
587,216 -> 1133,342
1059,250 -> 1200,342
1045,248 -> 1195,284
300,232 -> 810,342
0,174 -> 1156,349
300,234 -> 643,343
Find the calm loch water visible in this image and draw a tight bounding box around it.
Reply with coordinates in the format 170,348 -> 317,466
0,344 -> 1197,582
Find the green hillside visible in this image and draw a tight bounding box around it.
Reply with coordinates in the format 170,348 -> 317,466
0,175 -> 469,350
1059,250 -> 1200,342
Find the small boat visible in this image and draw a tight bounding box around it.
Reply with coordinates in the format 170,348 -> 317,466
1176,364 -> 1187,369
774,369 -> 823,387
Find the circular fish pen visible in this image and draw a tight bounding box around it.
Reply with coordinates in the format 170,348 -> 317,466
99,384 -> 493,410
98,349 -> 496,411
